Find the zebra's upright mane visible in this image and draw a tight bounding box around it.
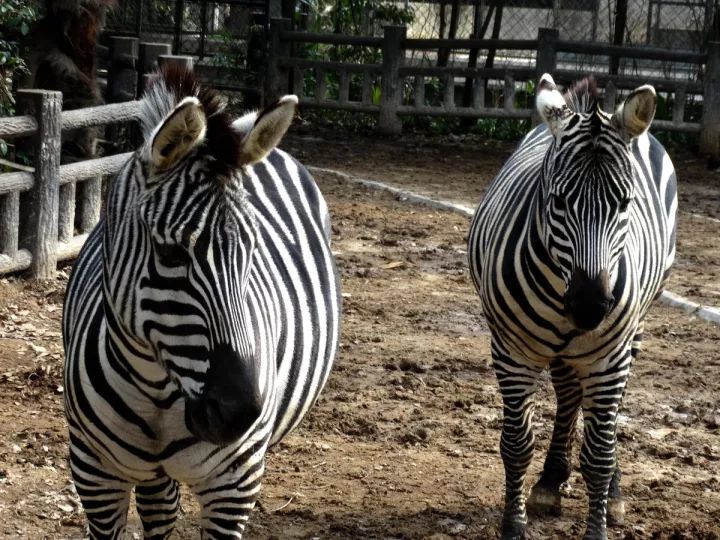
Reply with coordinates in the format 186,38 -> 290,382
563,76 -> 598,114
140,65 -> 243,174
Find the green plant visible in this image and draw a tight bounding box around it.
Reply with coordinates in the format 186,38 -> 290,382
1,0 -> 37,160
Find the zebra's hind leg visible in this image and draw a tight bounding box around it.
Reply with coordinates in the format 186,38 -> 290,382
527,358 -> 582,518
495,351 -> 544,540
136,475 -> 180,539
69,435 -> 132,539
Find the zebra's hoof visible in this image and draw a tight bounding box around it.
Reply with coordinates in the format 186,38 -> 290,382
607,497 -> 626,526
527,484 -> 562,517
500,519 -> 526,540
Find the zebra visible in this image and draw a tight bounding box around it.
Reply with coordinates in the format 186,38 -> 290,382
62,66 -> 341,539
467,74 -> 676,540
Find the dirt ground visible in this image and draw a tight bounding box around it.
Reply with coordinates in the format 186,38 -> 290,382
0,129 -> 719,539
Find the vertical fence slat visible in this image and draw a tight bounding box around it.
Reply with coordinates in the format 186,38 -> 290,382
266,18 -> 292,105
339,71 -> 349,104
673,86 -> 686,126
473,78 -> 485,109
378,25 -> 406,134
138,41 -> 172,95
700,41 -> 720,159
361,72 -> 373,105
603,81 -> 617,112
444,74 -> 455,110
533,27 -> 559,125
58,183 -> 75,243
78,177 -> 102,233
0,193 -> 19,257
316,68 -> 326,103
292,67 -> 304,97
17,90 -> 62,279
414,75 -> 425,108
504,74 -> 515,112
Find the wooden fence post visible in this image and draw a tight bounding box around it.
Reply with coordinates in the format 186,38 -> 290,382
700,41 -> 720,159
533,27 -> 559,126
158,55 -> 195,71
108,36 -> 139,103
17,90 -> 62,280
378,25 -> 406,135
0,192 -> 19,257
138,42 -> 172,95
265,18 -> 291,105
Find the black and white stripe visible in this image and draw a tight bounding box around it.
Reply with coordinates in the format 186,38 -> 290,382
467,75 -> 676,540
63,67 -> 341,539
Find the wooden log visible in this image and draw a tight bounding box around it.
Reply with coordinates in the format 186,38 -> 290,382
339,72 -> 350,105
17,90 -> 62,280
673,86 -> 686,125
280,31 -> 383,47
278,57 -> 382,74
555,40 -> 705,64
158,55 -> 194,71
378,26 -> 406,135
77,177 -> 102,233
58,182 -> 76,243
397,105 -> 532,119
0,193 -> 19,256
292,68 -> 304,96
504,74 -> 515,111
443,74 -> 455,110
472,77 -> 485,109
62,101 -> 142,132
316,69 -> 326,103
297,99 -> 380,114
0,171 -> 34,196
265,18 -> 292,104
414,75 -> 425,108
108,36 -> 139,103
59,152 -> 134,185
405,37 -> 538,50
603,81 -> 617,112
0,249 -> 32,275
362,72 -> 373,105
533,28 -> 559,125
700,42 -> 720,159
0,115 -> 37,140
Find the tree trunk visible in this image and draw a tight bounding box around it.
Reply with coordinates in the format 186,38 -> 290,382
610,0 -> 628,74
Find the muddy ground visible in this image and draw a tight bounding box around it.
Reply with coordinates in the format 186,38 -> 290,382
0,129 -> 718,539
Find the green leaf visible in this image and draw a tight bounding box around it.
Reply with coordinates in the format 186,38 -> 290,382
20,21 -> 29,36
0,140 -> 8,157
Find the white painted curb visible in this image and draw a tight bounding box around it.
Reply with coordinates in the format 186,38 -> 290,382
309,165 -> 720,326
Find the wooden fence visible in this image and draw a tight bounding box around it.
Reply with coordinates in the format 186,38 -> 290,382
0,55 -> 196,279
264,18 -> 720,157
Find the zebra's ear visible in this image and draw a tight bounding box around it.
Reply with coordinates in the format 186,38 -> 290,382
239,95 -> 298,165
150,97 -> 207,171
612,85 -> 656,140
536,73 -> 573,136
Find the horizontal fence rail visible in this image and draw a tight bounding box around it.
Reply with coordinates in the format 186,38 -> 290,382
265,18 -> 719,156
0,98 -> 141,278
0,42 -> 177,278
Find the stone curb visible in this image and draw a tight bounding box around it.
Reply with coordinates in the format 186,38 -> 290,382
309,165 -> 720,326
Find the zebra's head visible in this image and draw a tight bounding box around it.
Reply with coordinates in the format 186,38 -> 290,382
105,67 -> 297,445
535,74 -> 656,331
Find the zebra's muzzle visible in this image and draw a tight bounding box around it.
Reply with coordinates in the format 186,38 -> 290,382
184,344 -> 263,446
564,268 -> 614,332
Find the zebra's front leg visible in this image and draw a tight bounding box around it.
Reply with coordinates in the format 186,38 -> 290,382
136,475 -> 180,539
495,353 -> 543,540
527,358 -> 582,517
69,438 -> 132,539
578,361 -> 630,540
195,454 -> 267,539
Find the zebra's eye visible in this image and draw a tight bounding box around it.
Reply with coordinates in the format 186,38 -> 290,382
155,242 -> 190,267
619,198 -> 632,212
